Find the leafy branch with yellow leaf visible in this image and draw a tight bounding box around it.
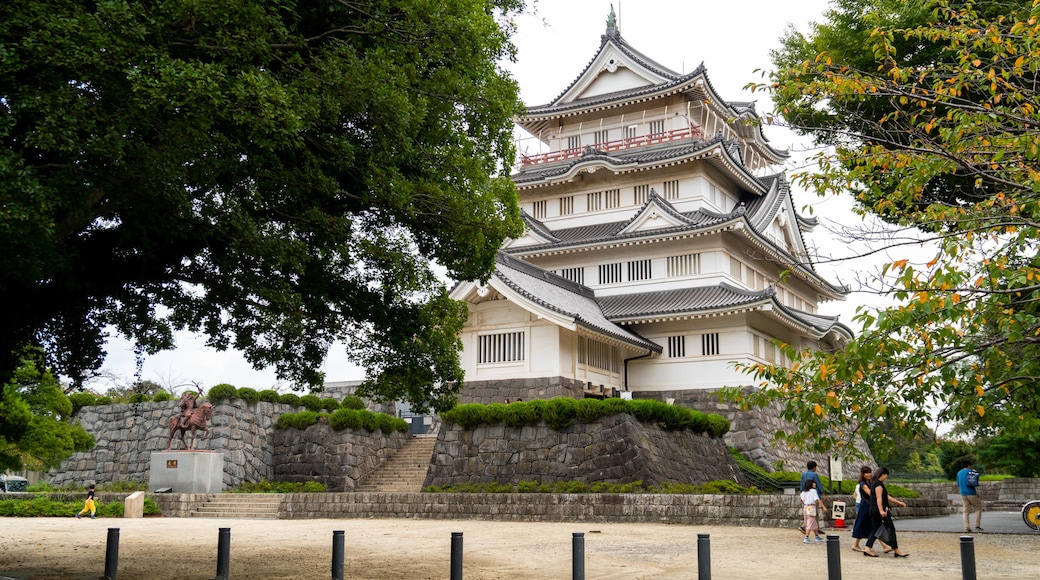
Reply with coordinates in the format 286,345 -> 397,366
722,0 -> 1040,463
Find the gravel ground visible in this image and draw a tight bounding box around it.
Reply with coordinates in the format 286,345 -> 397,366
1,516 -> 1038,579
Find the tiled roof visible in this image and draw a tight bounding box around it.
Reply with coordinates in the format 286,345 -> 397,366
492,253 -> 661,352
598,284 -> 772,320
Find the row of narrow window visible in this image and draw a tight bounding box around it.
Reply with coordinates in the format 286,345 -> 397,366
530,180 -> 680,219
578,336 -> 620,372
554,254 -> 700,286
667,333 -> 720,358
477,331 -> 525,364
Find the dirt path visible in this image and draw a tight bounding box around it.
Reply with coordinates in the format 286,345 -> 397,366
1,516 -> 1038,579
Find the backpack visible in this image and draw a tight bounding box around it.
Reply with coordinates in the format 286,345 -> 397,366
966,470 -> 980,487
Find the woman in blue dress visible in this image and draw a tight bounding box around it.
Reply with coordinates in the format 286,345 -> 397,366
850,465 -> 873,551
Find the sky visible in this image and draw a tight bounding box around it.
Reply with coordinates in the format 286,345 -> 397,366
98,0 -> 891,394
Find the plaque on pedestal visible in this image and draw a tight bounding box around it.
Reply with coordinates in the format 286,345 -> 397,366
150,451 -> 224,493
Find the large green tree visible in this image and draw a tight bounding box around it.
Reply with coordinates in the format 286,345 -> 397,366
724,0 -> 1040,458
0,348 -> 94,471
0,1 -> 526,414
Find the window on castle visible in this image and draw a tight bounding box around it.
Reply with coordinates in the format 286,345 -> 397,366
559,267 -> 584,285
587,191 -> 602,211
578,337 -> 619,372
702,333 -> 720,356
667,253 -> 701,277
634,184 -> 650,205
567,135 -> 581,150
478,331 -> 525,364
605,189 -> 620,209
663,179 -> 680,200
593,130 -> 609,144
625,125 -> 638,140
627,259 -> 652,281
598,262 -> 622,284
649,120 -> 665,135
668,335 -> 686,358
560,195 -> 574,215
532,200 -> 546,219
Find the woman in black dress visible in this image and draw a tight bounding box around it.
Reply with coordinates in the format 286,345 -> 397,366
863,466 -> 909,558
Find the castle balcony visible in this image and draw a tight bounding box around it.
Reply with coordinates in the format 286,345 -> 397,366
519,126 -> 703,167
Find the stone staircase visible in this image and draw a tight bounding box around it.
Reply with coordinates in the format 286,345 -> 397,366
190,493 -> 283,519
355,435 -> 437,493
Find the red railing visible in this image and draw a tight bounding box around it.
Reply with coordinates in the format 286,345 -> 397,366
519,125 -> 704,167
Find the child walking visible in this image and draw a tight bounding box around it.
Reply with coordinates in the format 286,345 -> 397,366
800,479 -> 827,543
76,484 -> 96,519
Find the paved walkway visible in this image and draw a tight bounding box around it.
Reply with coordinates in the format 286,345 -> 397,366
898,510 -> 1037,535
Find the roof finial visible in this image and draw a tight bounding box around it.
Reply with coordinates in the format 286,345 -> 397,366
606,4 -> 618,33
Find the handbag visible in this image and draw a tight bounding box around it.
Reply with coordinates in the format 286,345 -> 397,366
805,503 -> 817,517
874,519 -> 896,545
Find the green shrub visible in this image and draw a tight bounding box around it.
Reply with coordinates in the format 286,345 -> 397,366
626,398 -> 658,422
207,383 -> 237,402
127,393 -> 149,403
278,393 -> 301,406
320,397 -> 341,411
482,402 -> 508,424
258,389 -> 281,403
328,408 -> 362,430
143,498 -> 161,515
151,391 -> 173,402
441,403 -> 487,429
231,480 -> 328,493
236,387 -> 260,403
706,414 -> 730,438
502,402 -> 535,428
574,398 -> 608,423
299,394 -> 322,412
542,397 -> 577,431
516,480 -> 541,493
275,411 -> 321,429
69,392 -> 97,414
341,395 -> 365,410
95,396 -> 113,405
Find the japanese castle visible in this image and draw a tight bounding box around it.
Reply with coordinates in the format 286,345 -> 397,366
450,13 -> 852,419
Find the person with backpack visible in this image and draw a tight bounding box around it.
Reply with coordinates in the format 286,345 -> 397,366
957,459 -> 983,532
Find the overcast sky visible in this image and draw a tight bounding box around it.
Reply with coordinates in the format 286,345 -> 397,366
99,0 -> 880,394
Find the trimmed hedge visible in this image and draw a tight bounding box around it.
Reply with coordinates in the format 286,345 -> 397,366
440,398 -> 731,438
207,383 -> 237,402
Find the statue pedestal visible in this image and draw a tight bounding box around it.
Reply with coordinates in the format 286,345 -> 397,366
150,451 -> 224,493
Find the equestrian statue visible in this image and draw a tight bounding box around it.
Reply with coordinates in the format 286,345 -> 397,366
166,386 -> 214,450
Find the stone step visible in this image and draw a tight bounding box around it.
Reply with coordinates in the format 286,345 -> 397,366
355,436 -> 437,493
189,511 -> 279,519
189,493 -> 283,519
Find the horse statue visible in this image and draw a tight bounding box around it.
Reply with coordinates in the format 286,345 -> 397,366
166,401 -> 214,450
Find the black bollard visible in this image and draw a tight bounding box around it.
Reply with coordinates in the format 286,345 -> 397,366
697,533 -> 711,580
960,535 -> 977,580
572,532 -> 585,580
826,534 -> 841,580
332,530 -> 345,580
215,527 -> 231,580
450,531 -> 463,580
103,528 -> 119,580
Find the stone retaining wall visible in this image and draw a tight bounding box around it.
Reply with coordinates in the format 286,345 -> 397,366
996,478 -> 1040,502
271,423 -> 408,491
424,414 -> 744,489
459,376 -> 584,404
638,389 -> 875,480
49,401 -> 406,491
276,492 -> 950,524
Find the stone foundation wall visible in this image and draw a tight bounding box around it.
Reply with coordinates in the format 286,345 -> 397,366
271,423 -> 409,491
996,478 -> 1040,502
636,389 -> 875,480
48,400 -> 405,491
425,414 -> 745,488
459,376 -> 584,404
